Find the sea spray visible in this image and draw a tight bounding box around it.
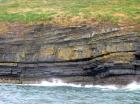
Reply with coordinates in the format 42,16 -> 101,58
2,79 -> 140,91
124,81 -> 140,91
33,79 -> 140,90
40,79 -> 82,87
23,79 -> 119,90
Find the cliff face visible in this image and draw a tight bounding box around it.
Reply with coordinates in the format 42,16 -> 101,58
0,23 -> 140,85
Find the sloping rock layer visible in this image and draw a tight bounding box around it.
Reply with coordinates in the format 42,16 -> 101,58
0,23 -> 139,85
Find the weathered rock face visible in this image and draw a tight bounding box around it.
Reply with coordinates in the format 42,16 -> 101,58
0,23 -> 139,85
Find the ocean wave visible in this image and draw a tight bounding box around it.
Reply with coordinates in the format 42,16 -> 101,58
22,79 -> 120,90
123,81 -> 140,91
30,79 -> 140,91
2,79 -> 140,91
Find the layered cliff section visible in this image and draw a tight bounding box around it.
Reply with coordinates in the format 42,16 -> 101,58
0,23 -> 139,85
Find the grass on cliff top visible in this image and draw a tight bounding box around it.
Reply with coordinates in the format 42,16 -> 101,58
0,0 -> 140,25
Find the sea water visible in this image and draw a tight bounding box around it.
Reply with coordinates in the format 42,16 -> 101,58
0,79 -> 140,104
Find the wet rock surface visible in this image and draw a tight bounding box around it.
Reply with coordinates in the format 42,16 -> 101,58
0,23 -> 140,85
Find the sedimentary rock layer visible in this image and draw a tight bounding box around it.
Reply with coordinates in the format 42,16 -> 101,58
0,23 -> 139,84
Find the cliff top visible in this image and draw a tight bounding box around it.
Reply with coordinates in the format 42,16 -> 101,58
0,0 -> 139,26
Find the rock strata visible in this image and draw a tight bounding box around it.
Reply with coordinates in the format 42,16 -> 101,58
0,23 -> 139,85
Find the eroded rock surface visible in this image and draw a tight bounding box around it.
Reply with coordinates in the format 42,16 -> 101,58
0,23 -> 140,85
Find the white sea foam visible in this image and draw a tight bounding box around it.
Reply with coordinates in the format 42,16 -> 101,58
23,79 -> 118,90
37,79 -> 140,90
92,85 -> 118,90
39,79 -> 82,87
3,79 -> 140,91
22,79 -> 82,88
123,81 -> 140,91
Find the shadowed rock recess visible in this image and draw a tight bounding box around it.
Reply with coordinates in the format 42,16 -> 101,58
0,24 -> 140,85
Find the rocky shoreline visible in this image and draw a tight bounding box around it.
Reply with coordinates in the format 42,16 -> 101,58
0,23 -> 140,85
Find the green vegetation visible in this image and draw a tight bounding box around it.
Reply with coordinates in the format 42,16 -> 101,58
0,0 -> 139,24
